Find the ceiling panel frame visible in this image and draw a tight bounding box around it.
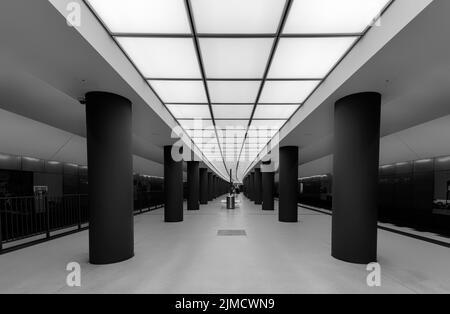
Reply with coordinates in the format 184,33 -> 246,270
84,0 -> 396,181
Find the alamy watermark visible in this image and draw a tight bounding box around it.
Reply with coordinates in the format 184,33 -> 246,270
66,262 -> 81,287
366,262 -> 381,287
66,2 -> 81,27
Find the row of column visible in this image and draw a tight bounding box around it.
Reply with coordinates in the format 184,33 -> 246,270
85,90 -> 381,265
199,168 -> 227,204
84,91 -> 228,265
164,151 -> 228,221
243,92 -> 381,264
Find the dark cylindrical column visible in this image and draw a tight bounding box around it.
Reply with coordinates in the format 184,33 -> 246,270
217,177 -> 220,196
247,177 -> 249,196
211,175 -> 214,199
199,168 -> 208,204
213,176 -> 217,198
246,177 -> 248,196
254,168 -> 262,205
217,177 -> 219,197
332,92 -> 381,264
164,146 -> 183,222
253,172 -> 256,202
86,91 -> 133,265
187,161 -> 199,211
279,146 -> 298,222
262,171 -> 274,211
208,172 -> 213,201
250,172 -> 254,201
245,177 -> 248,197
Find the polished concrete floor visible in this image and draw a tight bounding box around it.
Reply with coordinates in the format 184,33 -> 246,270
1,195 -> 450,294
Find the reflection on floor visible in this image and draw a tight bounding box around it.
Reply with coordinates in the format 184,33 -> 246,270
1,196 -> 450,294
299,203 -> 450,246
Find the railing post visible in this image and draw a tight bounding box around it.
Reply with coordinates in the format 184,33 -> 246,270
45,196 -> 50,238
77,195 -> 82,230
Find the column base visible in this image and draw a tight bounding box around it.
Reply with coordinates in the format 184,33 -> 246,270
90,253 -> 134,265
165,217 -> 183,223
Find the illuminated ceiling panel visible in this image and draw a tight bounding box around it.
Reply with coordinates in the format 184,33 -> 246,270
148,80 -> 207,103
268,37 -> 358,79
200,38 -> 273,79
222,129 -> 247,138
284,0 -> 391,34
208,81 -> 260,103
219,137 -> 245,145
212,105 -> 253,120
260,81 -> 320,103
87,0 -> 191,33
178,119 -> 213,130
191,0 -> 285,34
87,0 -> 394,181
253,104 -> 300,119
247,128 -> 278,138
251,119 -> 287,130
116,37 -> 201,79
167,104 -> 211,119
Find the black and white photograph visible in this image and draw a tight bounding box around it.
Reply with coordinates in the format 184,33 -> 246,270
1,0 -> 450,301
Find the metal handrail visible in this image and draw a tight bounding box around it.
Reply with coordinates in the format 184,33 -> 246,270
0,192 -> 163,253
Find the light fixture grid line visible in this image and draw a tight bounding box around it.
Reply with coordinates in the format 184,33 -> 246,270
145,78 -> 324,81
166,102 -> 303,105
111,33 -> 364,38
83,0 -> 228,180
235,0 -> 293,180
239,0 -> 397,181
184,0 -> 229,178
83,0 -> 396,183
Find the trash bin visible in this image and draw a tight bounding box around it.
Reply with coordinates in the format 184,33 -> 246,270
226,195 -> 235,209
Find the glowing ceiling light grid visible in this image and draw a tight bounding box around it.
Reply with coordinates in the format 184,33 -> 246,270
188,128 -> 217,138
193,137 -> 218,146
283,0 -> 392,34
221,140 -> 243,147
243,141 -> 268,147
191,0 -> 286,34
219,137 -> 245,145
250,119 -> 287,130
268,37 -> 358,79
166,104 -> 211,119
202,147 -> 221,154
86,0 -> 395,180
253,104 -> 300,119
86,0 -> 192,34
148,80 -> 207,103
247,127 -> 278,138
221,144 -> 242,150
241,148 -> 263,154
192,135 -> 218,142
222,129 -> 248,137
178,119 -> 214,131
212,104 -> 254,120
207,81 -> 261,103
199,38 -> 274,79
215,120 -> 249,130
242,144 -> 268,150
259,80 -> 320,104
116,37 -> 201,79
